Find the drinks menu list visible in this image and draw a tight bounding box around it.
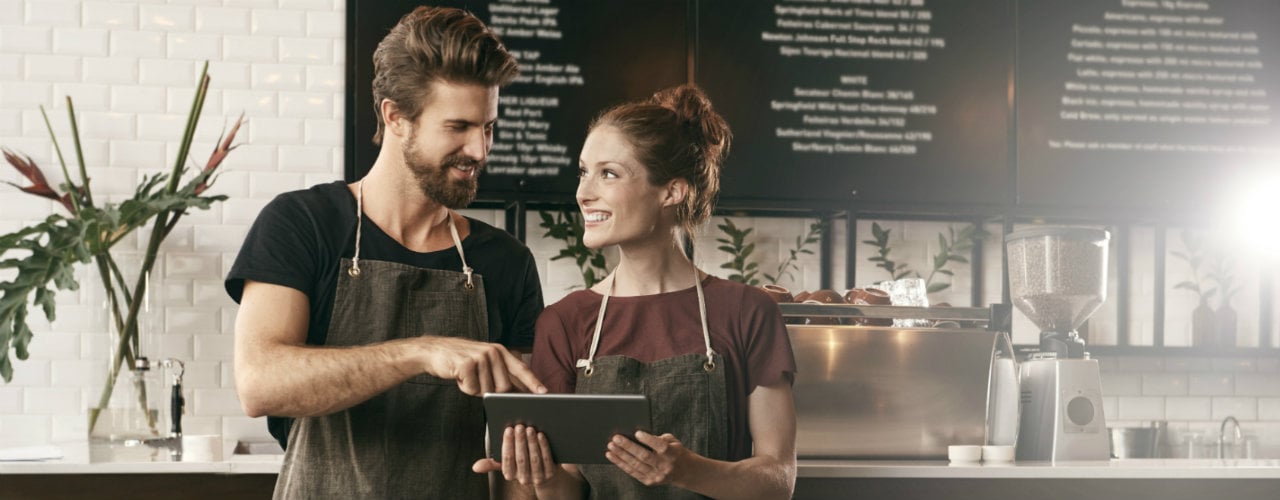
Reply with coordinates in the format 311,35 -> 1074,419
697,0 -> 1013,206
350,0 -> 1279,211
1017,0 -> 1280,210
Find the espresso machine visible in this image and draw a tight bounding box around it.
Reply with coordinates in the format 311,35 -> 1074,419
1008,227 -> 1111,462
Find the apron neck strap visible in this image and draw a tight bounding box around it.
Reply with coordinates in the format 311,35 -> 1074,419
348,179 -> 473,289
576,263 -> 714,375
349,179 -> 366,277
448,214 -> 474,289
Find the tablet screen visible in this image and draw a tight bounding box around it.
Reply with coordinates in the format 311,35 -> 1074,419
483,393 -> 650,465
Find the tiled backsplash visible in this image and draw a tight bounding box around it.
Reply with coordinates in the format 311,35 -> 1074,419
0,0 -> 349,448
1100,355 -> 1280,458
2,0 -> 1278,458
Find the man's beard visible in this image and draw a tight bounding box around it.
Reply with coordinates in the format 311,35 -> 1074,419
403,137 -> 482,209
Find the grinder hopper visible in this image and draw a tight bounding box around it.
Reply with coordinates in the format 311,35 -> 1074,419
1005,227 -> 1109,358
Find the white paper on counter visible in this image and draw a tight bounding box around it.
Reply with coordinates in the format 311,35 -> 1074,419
0,445 -> 63,461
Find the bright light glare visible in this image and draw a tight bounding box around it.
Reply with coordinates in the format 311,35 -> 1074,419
1231,176 -> 1280,259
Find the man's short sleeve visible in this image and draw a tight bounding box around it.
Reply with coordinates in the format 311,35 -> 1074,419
504,250 -> 544,348
225,193 -> 324,303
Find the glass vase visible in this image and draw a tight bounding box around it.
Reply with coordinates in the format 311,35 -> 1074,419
1191,298 -> 1218,347
84,252 -> 165,446
1217,303 -> 1238,349
88,360 -> 164,445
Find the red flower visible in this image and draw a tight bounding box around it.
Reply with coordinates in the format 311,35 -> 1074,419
194,113 -> 244,195
2,148 -> 75,213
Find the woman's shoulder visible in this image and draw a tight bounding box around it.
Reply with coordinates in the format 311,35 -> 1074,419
704,275 -> 777,306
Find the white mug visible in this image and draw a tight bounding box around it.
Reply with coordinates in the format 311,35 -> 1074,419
182,434 -> 223,462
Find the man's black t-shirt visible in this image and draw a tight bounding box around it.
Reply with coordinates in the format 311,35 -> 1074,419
224,181 -> 544,447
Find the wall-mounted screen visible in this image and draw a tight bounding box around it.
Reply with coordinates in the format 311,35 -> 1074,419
1016,0 -> 1280,212
696,0 -> 1014,206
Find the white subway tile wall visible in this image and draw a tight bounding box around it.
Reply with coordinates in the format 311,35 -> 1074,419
1102,356 -> 1280,457
0,0 -> 350,447
3,0 -> 1279,458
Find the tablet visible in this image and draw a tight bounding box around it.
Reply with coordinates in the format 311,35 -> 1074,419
483,393 -> 650,465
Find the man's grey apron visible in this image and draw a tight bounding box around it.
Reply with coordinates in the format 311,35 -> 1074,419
274,180 -> 491,499
573,270 -> 729,500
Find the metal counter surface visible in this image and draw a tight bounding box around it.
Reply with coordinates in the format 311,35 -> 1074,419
797,458 -> 1280,479
8,443 -> 1280,479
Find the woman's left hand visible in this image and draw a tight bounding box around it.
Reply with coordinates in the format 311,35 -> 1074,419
606,431 -> 691,487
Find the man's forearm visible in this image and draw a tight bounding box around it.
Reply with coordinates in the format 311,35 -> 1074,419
676,454 -> 795,500
237,337 -> 424,417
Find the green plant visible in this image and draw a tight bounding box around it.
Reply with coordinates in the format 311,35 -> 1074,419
538,210 -> 607,289
0,63 -> 241,435
764,221 -> 822,285
715,218 -> 759,286
1172,230 -> 1217,304
863,222 -> 913,281
863,222 -> 986,293
923,225 -> 987,294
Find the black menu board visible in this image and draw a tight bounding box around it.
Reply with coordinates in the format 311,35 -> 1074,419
347,0 -> 688,200
696,0 -> 1013,206
1017,0 -> 1280,211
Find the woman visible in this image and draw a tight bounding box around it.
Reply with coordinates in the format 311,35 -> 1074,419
488,84 -> 797,499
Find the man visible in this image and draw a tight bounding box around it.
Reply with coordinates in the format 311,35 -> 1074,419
225,7 -> 544,499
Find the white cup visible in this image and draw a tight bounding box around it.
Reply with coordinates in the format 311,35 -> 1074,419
182,434 -> 223,462
948,445 -> 982,463
982,445 -> 1015,463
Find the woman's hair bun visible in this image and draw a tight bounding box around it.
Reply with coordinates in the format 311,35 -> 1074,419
652,84 -> 730,163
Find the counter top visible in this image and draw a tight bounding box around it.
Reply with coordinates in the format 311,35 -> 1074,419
797,458 -> 1280,479
7,444 -> 1280,479
0,442 -> 282,475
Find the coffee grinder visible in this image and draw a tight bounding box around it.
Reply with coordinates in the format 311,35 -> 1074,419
1007,227 -> 1111,461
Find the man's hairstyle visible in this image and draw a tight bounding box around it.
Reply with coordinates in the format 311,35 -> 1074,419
371,6 -> 519,144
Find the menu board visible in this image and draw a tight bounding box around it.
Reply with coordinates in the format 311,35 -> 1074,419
1017,0 -> 1280,210
347,0 -> 688,199
696,0 -> 1013,206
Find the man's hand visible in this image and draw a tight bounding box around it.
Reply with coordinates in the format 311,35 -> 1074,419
420,336 -> 547,395
607,431 -> 690,487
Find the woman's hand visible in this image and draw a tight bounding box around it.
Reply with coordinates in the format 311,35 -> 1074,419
473,425 -> 560,486
606,431 -> 692,487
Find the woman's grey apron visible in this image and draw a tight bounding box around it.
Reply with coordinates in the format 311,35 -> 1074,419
274,180 -> 491,499
573,270 -> 729,500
